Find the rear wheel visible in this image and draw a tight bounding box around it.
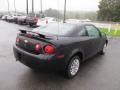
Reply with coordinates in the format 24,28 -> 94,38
29,23 -> 33,27
18,21 -> 22,25
65,56 -> 80,78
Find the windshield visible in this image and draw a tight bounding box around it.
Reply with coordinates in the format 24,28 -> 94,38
33,23 -> 75,36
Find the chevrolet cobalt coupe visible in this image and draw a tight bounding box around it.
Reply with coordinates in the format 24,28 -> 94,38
13,23 -> 108,78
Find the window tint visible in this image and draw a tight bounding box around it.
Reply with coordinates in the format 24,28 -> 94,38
78,27 -> 87,36
85,25 -> 100,37
69,26 -> 87,37
33,23 -> 75,36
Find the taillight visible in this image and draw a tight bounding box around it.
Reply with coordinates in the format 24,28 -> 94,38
44,44 -> 54,54
33,17 -> 38,22
34,43 -> 41,51
16,37 -> 20,43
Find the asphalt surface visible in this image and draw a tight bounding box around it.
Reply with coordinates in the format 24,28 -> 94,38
0,20 -> 120,90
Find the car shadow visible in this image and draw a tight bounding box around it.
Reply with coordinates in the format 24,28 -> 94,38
15,54 -> 106,90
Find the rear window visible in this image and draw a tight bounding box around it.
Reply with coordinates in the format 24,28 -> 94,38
27,14 -> 35,17
33,23 -> 75,36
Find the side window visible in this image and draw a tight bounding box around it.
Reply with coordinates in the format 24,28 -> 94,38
85,25 -> 100,37
78,28 -> 87,36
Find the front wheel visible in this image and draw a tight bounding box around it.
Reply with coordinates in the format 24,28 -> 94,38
99,44 -> 107,55
18,21 -> 22,25
65,56 -> 80,78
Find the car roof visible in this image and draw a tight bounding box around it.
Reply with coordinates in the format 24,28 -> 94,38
33,22 -> 96,36
36,22 -> 94,28
60,22 -> 94,27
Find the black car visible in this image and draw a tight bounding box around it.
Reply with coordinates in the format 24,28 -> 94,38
26,15 -> 38,26
1,15 -> 9,21
0,14 -> 3,19
7,15 -> 14,22
17,16 -> 27,25
13,23 -> 108,78
13,15 -> 22,23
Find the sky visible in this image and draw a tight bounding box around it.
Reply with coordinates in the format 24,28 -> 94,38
0,0 -> 100,12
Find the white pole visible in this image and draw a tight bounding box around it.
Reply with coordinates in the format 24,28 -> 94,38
63,0 -> 66,23
14,0 -> 16,15
108,24 -> 111,32
7,0 -> 10,14
26,0 -> 28,15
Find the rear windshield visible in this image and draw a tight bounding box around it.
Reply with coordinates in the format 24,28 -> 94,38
33,23 -> 75,36
27,14 -> 35,17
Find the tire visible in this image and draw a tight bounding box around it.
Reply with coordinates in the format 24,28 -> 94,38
18,21 -> 20,25
20,22 -> 23,25
18,21 -> 22,25
99,43 -> 107,55
29,23 -> 33,27
65,55 -> 81,78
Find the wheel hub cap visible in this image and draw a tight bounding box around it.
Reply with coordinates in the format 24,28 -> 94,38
70,59 -> 80,76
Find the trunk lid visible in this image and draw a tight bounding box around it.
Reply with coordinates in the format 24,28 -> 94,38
16,30 -> 56,54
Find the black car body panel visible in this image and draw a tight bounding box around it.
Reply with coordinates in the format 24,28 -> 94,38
13,23 -> 108,70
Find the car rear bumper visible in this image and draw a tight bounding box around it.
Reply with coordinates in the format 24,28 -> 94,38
27,20 -> 37,25
13,45 -> 66,71
18,19 -> 26,23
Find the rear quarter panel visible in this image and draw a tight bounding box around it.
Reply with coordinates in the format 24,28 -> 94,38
51,37 -> 92,62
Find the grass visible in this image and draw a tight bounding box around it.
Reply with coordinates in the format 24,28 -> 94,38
99,28 -> 120,36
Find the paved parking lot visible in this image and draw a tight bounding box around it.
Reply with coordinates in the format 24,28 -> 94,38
0,20 -> 120,90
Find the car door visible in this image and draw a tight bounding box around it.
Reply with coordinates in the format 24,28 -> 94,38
76,26 -> 94,60
85,25 -> 102,56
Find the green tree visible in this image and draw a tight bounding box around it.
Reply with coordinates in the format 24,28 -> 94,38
98,0 -> 120,22
66,11 -> 97,21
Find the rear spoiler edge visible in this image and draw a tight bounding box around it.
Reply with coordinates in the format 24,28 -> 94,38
19,29 -> 27,34
19,29 -> 45,37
